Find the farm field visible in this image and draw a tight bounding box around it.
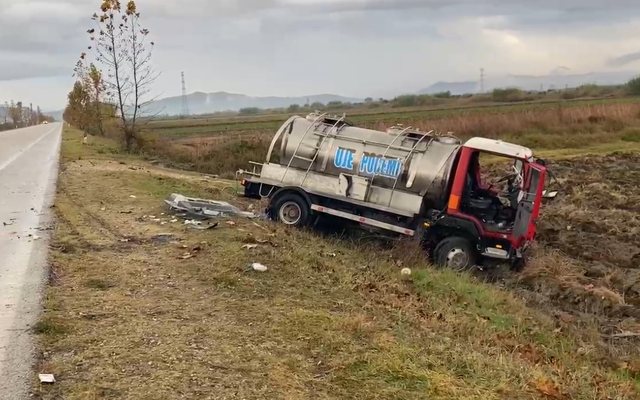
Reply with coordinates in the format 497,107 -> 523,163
137,97 -> 640,178
33,127 -> 640,399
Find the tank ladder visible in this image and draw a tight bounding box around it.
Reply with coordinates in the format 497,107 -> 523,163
300,114 -> 346,186
281,113 -> 327,182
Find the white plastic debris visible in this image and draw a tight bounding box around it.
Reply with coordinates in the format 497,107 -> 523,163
129,195 -> 137,199
242,244 -> 258,250
184,220 -> 202,226
165,193 -> 256,219
38,374 -> 55,384
400,268 -> 412,276
251,263 -> 268,272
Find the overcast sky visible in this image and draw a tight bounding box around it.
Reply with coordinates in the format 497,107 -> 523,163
1,0 -> 640,110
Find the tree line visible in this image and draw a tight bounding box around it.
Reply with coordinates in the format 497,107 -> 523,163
64,0 -> 156,151
0,101 -> 54,131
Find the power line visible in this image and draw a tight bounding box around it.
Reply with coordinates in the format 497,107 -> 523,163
480,68 -> 485,94
181,71 -> 190,117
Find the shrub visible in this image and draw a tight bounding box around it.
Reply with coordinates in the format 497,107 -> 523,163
239,107 -> 260,115
433,91 -> 452,98
492,88 -> 526,102
621,127 -> 640,142
287,104 -> 301,113
626,76 -> 640,96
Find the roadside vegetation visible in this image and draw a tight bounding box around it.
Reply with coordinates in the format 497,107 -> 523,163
0,101 -> 54,131
33,127 -> 639,399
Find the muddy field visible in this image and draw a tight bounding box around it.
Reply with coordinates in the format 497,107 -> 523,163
518,152 -> 640,330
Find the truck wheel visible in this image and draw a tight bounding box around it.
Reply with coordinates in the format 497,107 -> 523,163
434,237 -> 476,271
511,255 -> 527,272
271,193 -> 311,227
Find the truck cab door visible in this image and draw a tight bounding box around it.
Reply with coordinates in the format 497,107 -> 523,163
513,163 -> 546,242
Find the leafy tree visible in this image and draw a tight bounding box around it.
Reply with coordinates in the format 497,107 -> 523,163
433,91 -> 451,98
626,76 -> 640,96
8,101 -> 23,127
239,107 -> 260,115
64,81 -> 92,130
287,104 -> 301,113
492,88 -> 525,102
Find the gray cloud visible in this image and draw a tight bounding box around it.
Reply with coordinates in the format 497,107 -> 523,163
1,0 -> 640,109
608,51 -> 640,67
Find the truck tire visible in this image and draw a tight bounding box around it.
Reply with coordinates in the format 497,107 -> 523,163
434,237 -> 477,271
271,193 -> 311,227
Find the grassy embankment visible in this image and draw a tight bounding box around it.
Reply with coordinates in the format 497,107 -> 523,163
31,126 -> 639,399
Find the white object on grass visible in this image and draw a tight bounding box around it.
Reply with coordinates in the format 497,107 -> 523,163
400,268 -> 412,276
39,374 -> 56,384
251,263 -> 268,272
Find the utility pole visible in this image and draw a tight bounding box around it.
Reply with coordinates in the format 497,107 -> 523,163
480,68 -> 485,94
181,72 -> 190,118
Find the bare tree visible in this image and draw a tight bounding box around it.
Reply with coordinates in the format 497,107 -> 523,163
87,0 -> 156,150
8,101 -> 23,127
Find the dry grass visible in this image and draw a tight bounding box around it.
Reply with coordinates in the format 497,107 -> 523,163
142,100 -> 640,176
30,127 -> 640,399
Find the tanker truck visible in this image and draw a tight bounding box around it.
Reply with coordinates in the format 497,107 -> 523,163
240,112 -> 550,270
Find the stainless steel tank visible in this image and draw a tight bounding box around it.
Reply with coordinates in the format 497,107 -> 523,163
267,113 -> 461,206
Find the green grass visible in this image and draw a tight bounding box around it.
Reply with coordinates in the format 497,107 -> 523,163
32,318 -> 69,336
60,126 -> 128,163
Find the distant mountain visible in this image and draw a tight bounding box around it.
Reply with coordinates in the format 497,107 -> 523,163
498,70 -> 635,91
418,71 -> 636,95
147,91 -> 362,116
419,81 -> 478,95
44,110 -> 63,121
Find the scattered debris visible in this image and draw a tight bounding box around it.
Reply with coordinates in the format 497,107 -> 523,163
150,234 -> 176,245
255,238 -> 277,247
129,195 -> 137,199
179,246 -> 202,260
251,263 -> 268,272
38,374 -> 56,384
189,222 -> 219,231
603,331 -> 640,339
184,220 -> 202,226
226,221 -> 237,226
242,244 -> 258,250
165,193 -> 256,220
401,268 -> 412,276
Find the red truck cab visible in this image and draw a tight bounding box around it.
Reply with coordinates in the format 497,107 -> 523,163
425,138 -> 548,270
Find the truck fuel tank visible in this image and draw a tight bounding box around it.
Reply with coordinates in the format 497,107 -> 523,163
271,113 -> 461,207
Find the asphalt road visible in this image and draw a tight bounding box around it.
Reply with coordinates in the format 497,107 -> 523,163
0,123 -> 62,399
